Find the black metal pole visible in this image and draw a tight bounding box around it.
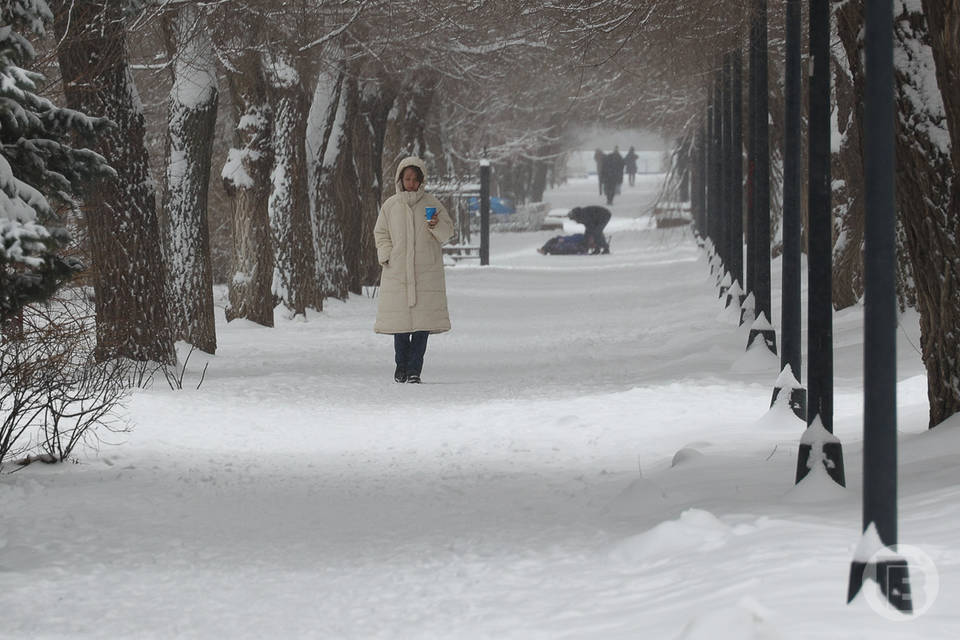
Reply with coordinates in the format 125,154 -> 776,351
696,123 -> 706,240
774,0 -> 806,419
722,55 -> 734,299
690,128 -> 700,239
697,124 -> 707,241
798,0 -> 844,486
710,80 -> 723,268
848,0 -> 909,612
746,14 -> 758,303
479,160 -> 490,266
731,48 -> 744,295
748,0 -> 777,354
705,101 -> 713,253
704,110 -> 714,253
754,0 -> 770,321
715,70 -> 726,277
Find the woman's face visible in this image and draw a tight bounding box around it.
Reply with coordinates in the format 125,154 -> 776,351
401,167 -> 421,192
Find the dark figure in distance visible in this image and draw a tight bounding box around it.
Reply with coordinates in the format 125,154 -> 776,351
613,146 -> 625,192
624,146 -> 638,187
593,148 -> 605,196
600,148 -> 624,205
568,206 -> 611,254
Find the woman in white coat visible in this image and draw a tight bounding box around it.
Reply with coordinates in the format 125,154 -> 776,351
373,156 -> 454,383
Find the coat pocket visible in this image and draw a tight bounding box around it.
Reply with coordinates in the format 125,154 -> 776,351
415,235 -> 439,266
382,257 -> 401,282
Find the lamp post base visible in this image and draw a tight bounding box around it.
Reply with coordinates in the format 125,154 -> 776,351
795,440 -> 845,486
848,558 -> 912,613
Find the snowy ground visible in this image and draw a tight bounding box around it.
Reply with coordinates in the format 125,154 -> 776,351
2,174 -> 958,639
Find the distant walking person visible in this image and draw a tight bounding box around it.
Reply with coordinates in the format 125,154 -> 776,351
593,148 -> 605,196
624,146 -> 638,186
568,206 -> 611,254
612,146 -> 624,194
600,148 -> 624,205
374,156 -> 454,383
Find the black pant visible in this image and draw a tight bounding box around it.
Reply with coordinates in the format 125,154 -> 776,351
603,181 -> 617,205
583,224 -> 610,253
394,331 -> 429,375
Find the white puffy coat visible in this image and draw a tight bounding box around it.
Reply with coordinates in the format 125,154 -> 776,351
373,156 -> 454,334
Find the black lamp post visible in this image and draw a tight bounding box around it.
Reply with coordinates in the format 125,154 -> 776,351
847,0 -> 911,613
730,48 -> 744,300
797,0 -> 844,486
479,160 -> 490,266
747,0 -> 777,355
773,0 -> 806,419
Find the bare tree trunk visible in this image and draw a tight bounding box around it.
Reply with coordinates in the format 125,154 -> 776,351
353,73 -> 398,288
51,0 -> 174,364
308,66 -> 349,300
162,5 -> 218,354
530,160 -> 549,203
265,52 -> 318,315
833,2 -> 918,313
382,73 -> 439,190
222,53 -> 275,326
904,1 -> 960,427
328,66 -> 399,295
333,72 -> 365,296
832,4 -> 867,310
528,119 -> 565,203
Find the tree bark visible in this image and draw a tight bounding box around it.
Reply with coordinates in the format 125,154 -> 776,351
904,1 -> 960,427
308,66 -> 349,300
222,52 -> 275,327
832,4 -> 868,310
265,52 -> 319,315
353,72 -> 398,288
327,66 -> 399,295
51,0 -> 175,363
333,72 -> 366,296
833,1 -> 918,313
381,73 -> 439,191
161,5 -> 219,354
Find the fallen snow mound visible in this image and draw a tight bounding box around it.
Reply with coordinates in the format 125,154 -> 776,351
611,508 -> 732,562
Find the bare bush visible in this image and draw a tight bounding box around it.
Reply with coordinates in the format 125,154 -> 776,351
0,336 -> 49,467
161,344 -> 209,391
0,292 -> 130,470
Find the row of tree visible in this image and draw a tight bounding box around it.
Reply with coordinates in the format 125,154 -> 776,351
832,0 -> 960,428
4,1 -> 958,428
9,0 -> 751,360
13,0 -> 594,360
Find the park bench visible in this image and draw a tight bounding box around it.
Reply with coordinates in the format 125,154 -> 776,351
443,244 -> 481,263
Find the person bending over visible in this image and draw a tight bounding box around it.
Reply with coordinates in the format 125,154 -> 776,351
567,206 -> 611,254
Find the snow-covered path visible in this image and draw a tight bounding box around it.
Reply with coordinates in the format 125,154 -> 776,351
2,174 -> 958,638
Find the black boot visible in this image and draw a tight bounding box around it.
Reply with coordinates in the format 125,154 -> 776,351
394,366 -> 407,383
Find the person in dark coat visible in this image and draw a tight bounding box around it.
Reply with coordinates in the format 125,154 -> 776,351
624,146 -> 638,186
613,146 -> 625,191
593,148 -> 605,195
600,148 -> 624,205
567,205 -> 611,254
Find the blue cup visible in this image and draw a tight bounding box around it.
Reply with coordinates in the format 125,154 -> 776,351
425,207 -> 437,220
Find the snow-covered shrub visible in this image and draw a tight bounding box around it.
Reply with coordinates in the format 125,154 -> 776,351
0,0 -> 112,322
